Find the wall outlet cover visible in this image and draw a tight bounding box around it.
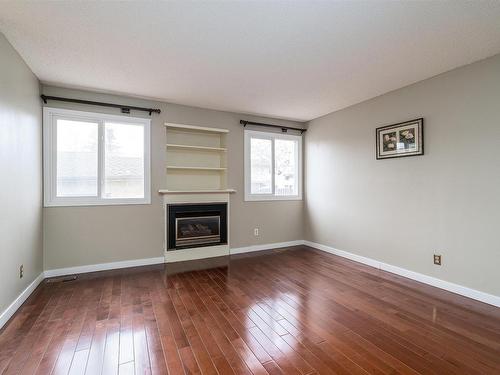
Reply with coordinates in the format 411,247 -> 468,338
433,254 -> 442,265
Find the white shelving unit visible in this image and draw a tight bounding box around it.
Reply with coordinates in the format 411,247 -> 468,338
164,123 -> 228,191
166,166 -> 227,171
167,144 -> 227,152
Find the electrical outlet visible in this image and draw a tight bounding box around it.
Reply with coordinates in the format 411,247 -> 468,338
19,264 -> 24,278
254,228 -> 259,236
433,254 -> 442,265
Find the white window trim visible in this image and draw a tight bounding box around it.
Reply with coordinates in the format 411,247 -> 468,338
43,107 -> 151,207
244,129 -> 303,201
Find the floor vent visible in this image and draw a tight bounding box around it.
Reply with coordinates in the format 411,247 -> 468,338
46,275 -> 78,283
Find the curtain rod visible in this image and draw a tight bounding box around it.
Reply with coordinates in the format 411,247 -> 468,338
240,120 -> 306,134
40,95 -> 161,115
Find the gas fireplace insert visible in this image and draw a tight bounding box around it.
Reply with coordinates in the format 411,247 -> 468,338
167,203 -> 227,250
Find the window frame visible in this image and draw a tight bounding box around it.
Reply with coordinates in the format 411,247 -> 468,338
43,107 -> 151,207
244,129 -> 303,201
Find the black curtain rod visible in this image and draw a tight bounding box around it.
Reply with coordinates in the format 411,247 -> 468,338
40,95 -> 161,115
240,120 -> 306,134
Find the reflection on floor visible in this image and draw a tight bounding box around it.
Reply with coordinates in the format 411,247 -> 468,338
1,245 -> 499,374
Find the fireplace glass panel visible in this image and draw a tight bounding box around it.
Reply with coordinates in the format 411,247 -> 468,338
167,203 -> 227,250
175,215 -> 221,247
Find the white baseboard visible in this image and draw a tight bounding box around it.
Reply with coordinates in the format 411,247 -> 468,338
5,240 -> 496,331
303,240 -> 500,308
43,241 -> 303,274
0,272 -> 45,330
230,240 -> 303,255
44,256 -> 165,278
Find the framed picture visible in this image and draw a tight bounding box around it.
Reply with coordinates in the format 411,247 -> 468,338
376,118 -> 424,159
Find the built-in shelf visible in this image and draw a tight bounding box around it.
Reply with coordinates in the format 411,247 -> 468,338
165,122 -> 229,133
167,166 -> 227,171
159,189 -> 236,194
165,122 -> 228,191
166,143 -> 227,152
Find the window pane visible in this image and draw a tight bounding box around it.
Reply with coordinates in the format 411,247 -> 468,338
275,139 -> 297,196
250,137 -> 272,194
103,122 -> 145,199
56,119 -> 98,197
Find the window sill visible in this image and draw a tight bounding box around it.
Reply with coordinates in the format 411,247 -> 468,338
244,195 -> 303,202
44,198 -> 151,208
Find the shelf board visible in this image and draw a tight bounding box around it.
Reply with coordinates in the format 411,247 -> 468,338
159,189 -> 236,194
166,143 -> 227,152
167,166 -> 227,171
165,122 -> 229,133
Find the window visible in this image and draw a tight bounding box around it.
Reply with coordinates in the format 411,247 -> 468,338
244,130 -> 302,201
43,107 -> 151,206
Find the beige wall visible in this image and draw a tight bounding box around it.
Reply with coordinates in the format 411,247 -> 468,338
305,54 -> 500,296
0,34 -> 43,314
42,86 -> 305,270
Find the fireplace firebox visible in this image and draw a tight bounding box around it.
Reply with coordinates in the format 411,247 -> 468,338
167,203 -> 227,250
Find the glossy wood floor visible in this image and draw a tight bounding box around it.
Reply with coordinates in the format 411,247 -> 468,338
1,246 -> 499,375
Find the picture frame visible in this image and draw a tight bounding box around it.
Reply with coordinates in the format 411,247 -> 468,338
376,118 -> 424,159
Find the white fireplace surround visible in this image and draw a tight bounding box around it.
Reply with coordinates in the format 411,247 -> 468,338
160,190 -> 235,263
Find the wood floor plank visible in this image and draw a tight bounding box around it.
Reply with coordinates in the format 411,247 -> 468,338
133,310 -> 152,375
6,291 -> 66,374
101,319 -> 121,375
50,307 -> 88,375
118,361 -> 135,375
68,349 -> 90,375
85,320 -> 108,375
185,272 -> 273,366
1,246 -> 499,375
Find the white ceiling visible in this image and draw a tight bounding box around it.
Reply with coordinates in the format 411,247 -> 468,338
1,1 -> 500,122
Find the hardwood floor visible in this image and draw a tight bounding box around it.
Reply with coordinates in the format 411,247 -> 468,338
1,245 -> 499,374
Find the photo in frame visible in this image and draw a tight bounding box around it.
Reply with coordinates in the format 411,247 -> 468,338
376,118 -> 424,159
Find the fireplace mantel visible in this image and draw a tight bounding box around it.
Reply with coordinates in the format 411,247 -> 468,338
159,189 -> 236,195
161,190 -> 233,263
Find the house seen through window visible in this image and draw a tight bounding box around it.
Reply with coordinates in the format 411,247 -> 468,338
244,129 -> 302,201
44,108 -> 151,206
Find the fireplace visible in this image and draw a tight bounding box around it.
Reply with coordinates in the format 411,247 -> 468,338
167,203 -> 227,250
